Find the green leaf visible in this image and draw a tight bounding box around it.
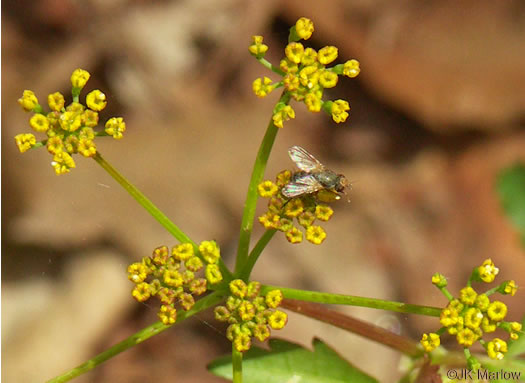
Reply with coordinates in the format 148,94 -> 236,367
496,163 -> 525,246
208,338 -> 378,383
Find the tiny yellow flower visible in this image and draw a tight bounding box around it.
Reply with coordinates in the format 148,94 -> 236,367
305,92 -> 322,112
79,127 -> 95,140
64,136 -> 79,154
205,264 -> 223,284
306,225 -> 327,245
285,42 -> 305,64
158,304 -> 177,325
343,59 -> 360,78
66,102 -> 85,113
283,73 -> 300,92
29,114 -> 50,133
277,217 -> 293,232
459,286 -> 477,305
317,46 -> 338,65
481,317 -> 497,333
86,90 -> 107,111
276,170 -> 292,187
253,324 -> 270,341
315,205 -> 333,221
284,198 -> 304,217
285,227 -> 303,244
268,310 -> 288,329
280,58 -> 298,74
510,321 -> 522,332
82,110 -> 99,127
47,92 -> 65,111
52,151 -> 76,175
298,211 -> 316,228
440,307 -> 459,328
46,136 -> 63,154
132,282 -> 151,302
59,111 -> 82,132
272,105 -> 295,128
172,243 -> 194,261
199,240 -> 220,264
301,47 -> 318,66
233,333 -> 251,352
78,139 -> 97,157
475,294 -> 490,312
14,133 -> 36,153
127,262 -> 148,283
258,180 -> 278,197
104,117 -> 126,139
153,245 -> 170,265
18,90 -> 39,112
268,197 -> 284,214
230,279 -> 247,298
478,258 -> 499,283
214,306 -> 231,322
299,65 -> 320,89
252,76 -> 274,98
180,292 -> 195,311
238,301 -> 256,321
71,68 -> 91,89
420,333 -> 440,352
259,212 -> 280,229
46,112 -> 60,128
185,256 -> 204,272
163,269 -> 184,288
248,35 -> 269,56
189,278 -> 207,295
265,290 -> 283,308
502,280 -> 517,296
464,308 -> 483,330
318,70 -> 338,88
487,301 -> 507,322
295,17 -> 314,40
487,338 -> 507,360
431,273 -> 447,288
330,100 -> 350,123
456,328 -> 478,347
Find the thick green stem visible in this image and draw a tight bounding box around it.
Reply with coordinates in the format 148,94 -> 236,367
46,291 -> 224,383
93,152 -> 232,279
234,92 -> 290,273
232,346 -> 243,383
238,229 -> 276,280
262,285 -> 442,317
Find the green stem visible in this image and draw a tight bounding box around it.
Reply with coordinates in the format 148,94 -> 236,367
257,57 -> 286,76
46,291 -> 224,383
238,229 -> 276,280
92,152 -> 232,280
262,285 -> 442,317
234,92 -> 290,273
232,346 -> 243,383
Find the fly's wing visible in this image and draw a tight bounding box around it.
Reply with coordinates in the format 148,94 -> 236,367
282,174 -> 324,198
288,146 -> 325,173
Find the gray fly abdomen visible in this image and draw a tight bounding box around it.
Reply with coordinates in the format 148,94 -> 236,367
314,171 -> 340,188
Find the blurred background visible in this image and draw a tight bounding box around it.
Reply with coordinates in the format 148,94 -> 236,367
3,0 -> 525,382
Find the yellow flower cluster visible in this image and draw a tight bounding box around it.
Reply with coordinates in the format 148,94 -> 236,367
128,241 -> 224,325
257,170 -> 337,245
249,17 -> 360,128
15,69 -> 126,174
214,280 -> 287,352
421,259 -> 521,361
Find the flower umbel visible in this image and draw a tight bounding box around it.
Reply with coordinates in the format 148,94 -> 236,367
250,17 -> 360,128
15,68 -> 126,174
128,241 -> 223,325
215,280 -> 287,352
423,259 -> 520,363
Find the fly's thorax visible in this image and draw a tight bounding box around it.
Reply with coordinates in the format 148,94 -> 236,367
314,170 -> 340,188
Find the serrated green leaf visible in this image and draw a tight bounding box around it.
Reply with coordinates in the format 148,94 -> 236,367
497,163 -> 525,246
208,338 -> 378,383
